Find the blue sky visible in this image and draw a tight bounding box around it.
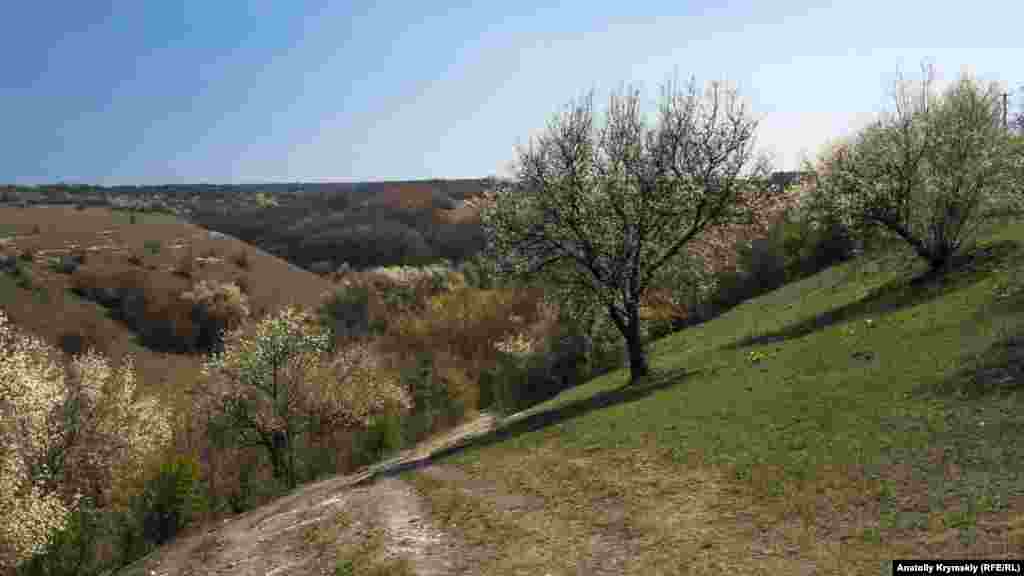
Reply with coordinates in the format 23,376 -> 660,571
2,0 -> 1021,185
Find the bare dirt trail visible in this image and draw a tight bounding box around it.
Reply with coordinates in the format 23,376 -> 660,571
136,413 -> 511,576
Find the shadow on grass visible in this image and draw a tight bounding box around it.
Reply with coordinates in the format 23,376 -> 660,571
927,327 -> 1024,399
726,240 -> 1020,350
352,367 -> 694,485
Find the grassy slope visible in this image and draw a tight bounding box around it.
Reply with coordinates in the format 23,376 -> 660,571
405,217 -> 1024,574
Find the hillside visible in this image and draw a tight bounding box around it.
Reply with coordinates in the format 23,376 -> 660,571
0,205 -> 336,400
1,178 -> 494,274
112,216 -> 1024,574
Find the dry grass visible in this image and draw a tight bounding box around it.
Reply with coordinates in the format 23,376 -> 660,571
302,509 -> 416,576
0,206 -> 341,513
360,182 -> 443,211
0,206 -> 335,389
436,201 -> 483,225
405,217 -> 1024,573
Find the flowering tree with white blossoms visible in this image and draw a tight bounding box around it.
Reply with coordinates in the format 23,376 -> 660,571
0,311 -> 170,570
481,77 -> 793,383
806,66 -> 1024,273
196,305 -> 409,489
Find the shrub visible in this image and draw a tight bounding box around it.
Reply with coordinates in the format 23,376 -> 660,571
194,307 -> 409,489
180,280 -> 251,352
457,253 -> 497,289
56,323 -> 106,359
398,353 -> 452,443
70,268 -> 123,308
317,284 -> 372,345
135,455 -> 206,545
13,269 -> 34,290
391,286 -> 544,361
777,202 -> 858,280
14,497 -> 113,576
381,283 -> 417,310
231,250 -> 250,270
0,313 -> 171,570
49,253 -> 83,274
113,454 -> 207,565
173,248 -> 194,278
234,275 -> 251,295
350,407 -> 404,468
478,353 -> 524,414
482,311 -> 604,413
143,240 -> 161,255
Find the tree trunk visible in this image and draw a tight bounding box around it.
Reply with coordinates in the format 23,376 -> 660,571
286,429 -> 297,490
624,318 -> 649,384
267,445 -> 285,481
268,430 -> 289,485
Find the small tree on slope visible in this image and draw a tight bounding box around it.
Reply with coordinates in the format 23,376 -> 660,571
195,305 -> 410,490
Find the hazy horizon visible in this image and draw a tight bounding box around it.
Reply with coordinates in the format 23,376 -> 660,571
3,1 -> 1021,186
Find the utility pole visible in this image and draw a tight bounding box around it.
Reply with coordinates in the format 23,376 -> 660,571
1003,92 -> 1009,131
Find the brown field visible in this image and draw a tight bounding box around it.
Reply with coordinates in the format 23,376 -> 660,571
358,181 -> 487,225
361,182 -> 443,211
436,201 -> 483,225
0,205 -> 336,399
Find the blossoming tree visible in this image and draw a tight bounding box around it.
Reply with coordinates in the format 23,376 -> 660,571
196,305 -> 410,489
0,311 -> 170,570
481,77 -> 794,383
806,66 -> 1024,272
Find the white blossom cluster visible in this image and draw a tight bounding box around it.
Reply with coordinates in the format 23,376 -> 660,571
0,313 -> 70,569
366,262 -> 453,287
806,73 -> 1024,264
199,305 -> 409,440
0,311 -> 170,569
317,342 -> 411,427
180,280 -> 250,327
493,331 -> 539,357
492,299 -> 559,358
201,305 -> 330,392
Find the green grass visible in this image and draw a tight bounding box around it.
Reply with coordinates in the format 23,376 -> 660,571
410,217 -> 1024,572
143,239 -> 162,255
0,273 -> 19,302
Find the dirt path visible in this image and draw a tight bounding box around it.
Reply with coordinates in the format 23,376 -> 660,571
130,409 -> 648,576
134,413 -> 512,576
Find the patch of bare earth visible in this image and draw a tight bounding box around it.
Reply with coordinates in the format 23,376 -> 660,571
137,414 -> 512,576
136,466 -> 462,575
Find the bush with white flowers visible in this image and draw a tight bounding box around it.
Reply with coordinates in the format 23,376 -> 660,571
0,311 -> 170,569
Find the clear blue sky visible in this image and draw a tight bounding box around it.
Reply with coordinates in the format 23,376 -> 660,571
3,0 -> 1021,185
